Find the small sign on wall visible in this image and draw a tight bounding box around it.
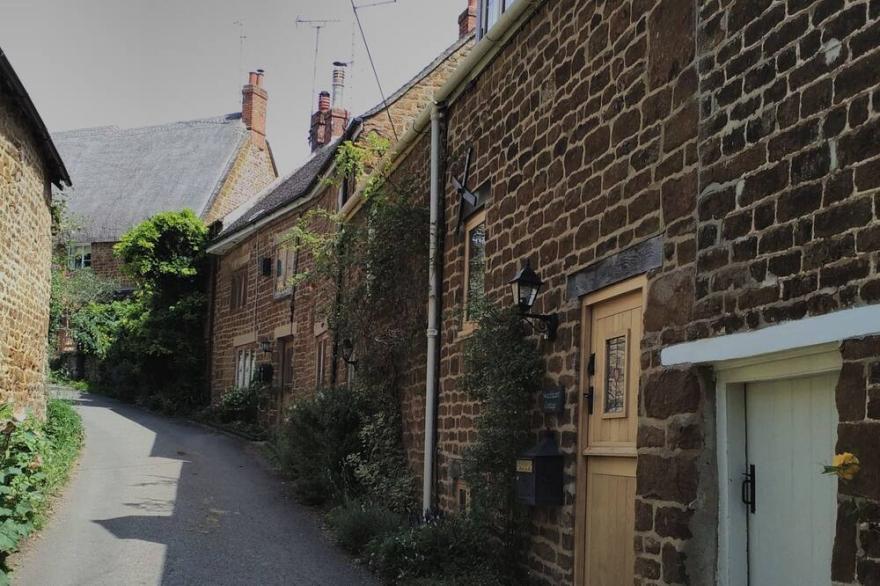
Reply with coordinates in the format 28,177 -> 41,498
542,385 -> 565,414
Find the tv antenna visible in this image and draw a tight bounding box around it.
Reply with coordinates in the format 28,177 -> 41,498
296,16 -> 341,107
233,20 -> 247,92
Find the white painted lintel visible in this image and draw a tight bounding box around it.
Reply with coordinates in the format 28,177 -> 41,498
661,304 -> 880,366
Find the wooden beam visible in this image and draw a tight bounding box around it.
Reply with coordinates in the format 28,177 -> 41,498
566,236 -> 663,300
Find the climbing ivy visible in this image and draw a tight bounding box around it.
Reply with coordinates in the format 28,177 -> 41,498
461,305 -> 544,582
277,133 -> 427,513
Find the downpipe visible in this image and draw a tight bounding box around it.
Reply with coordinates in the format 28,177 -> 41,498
423,104 -> 445,515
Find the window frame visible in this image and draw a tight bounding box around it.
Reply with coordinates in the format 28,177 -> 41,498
476,0 -> 516,40
273,240 -> 297,298
67,243 -> 92,270
235,347 -> 256,389
230,268 -> 248,310
461,209 -> 487,335
315,335 -> 329,388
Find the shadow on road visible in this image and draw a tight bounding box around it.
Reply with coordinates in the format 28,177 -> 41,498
65,392 -> 373,586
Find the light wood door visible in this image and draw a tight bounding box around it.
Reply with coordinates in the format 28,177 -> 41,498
582,286 -> 643,586
746,374 -> 838,586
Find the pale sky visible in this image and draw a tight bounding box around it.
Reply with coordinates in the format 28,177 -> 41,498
0,0 -> 465,173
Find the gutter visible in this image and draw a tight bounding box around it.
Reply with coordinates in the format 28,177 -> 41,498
349,0 -> 544,212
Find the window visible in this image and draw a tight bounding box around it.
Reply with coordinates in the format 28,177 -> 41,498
235,348 -> 256,388
230,268 -> 248,309
274,241 -> 296,296
280,339 -> 295,391
462,211 -> 487,330
477,0 -> 517,39
338,174 -> 353,209
316,335 -> 329,388
67,244 -> 92,270
603,331 -> 629,417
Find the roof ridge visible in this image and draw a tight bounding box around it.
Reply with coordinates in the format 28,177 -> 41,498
54,113 -> 243,138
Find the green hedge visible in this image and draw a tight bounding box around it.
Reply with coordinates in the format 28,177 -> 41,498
0,400 -> 84,583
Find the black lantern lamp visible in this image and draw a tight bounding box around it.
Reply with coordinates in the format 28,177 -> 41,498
341,338 -> 358,368
259,338 -> 273,354
509,259 -> 559,341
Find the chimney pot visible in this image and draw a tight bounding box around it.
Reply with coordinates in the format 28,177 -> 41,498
331,63 -> 346,109
318,91 -> 331,113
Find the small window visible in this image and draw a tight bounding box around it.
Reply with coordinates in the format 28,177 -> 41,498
274,242 -> 296,296
230,268 -> 248,309
338,175 -> 353,209
462,211 -> 487,330
67,244 -> 92,270
235,348 -> 256,389
280,339 -> 295,391
316,335 -> 329,388
603,331 -> 629,417
477,0 -> 516,39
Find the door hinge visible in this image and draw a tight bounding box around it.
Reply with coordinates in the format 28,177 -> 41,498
587,353 -> 596,376
741,464 -> 756,514
584,387 -> 594,415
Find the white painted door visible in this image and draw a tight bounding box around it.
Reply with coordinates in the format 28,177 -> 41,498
745,373 -> 838,586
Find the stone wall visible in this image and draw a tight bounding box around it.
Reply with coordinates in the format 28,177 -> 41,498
204,138 -> 277,226
384,0 -> 880,584
0,91 -> 53,419
90,241 -> 131,288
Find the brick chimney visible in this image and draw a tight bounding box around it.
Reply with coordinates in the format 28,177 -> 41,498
309,66 -> 349,152
242,69 -> 268,150
459,0 -> 477,38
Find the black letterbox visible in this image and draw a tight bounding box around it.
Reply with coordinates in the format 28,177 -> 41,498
516,431 -> 564,506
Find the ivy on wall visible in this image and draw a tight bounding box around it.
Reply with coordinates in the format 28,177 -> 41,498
461,305 -> 545,581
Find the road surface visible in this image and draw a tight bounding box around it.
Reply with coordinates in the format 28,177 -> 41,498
12,391 -> 375,586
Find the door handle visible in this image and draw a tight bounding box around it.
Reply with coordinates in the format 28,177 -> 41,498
741,464 -> 755,514
584,387 -> 594,414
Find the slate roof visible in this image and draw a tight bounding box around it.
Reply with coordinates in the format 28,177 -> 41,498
52,114 -> 249,242
212,35 -> 472,246
0,47 -> 70,188
217,140 -> 339,238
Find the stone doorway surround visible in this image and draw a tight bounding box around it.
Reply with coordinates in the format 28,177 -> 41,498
662,304 -> 880,584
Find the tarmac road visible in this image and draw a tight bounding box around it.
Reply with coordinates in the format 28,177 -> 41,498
12,391 -> 375,586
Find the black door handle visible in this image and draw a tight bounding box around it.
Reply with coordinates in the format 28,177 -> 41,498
741,464 -> 755,514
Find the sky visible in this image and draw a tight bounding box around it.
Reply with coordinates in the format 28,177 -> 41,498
0,0 -> 465,173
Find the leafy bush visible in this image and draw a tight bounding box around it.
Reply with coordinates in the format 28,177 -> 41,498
275,386 -> 365,505
274,383 -> 416,511
215,385 -> 262,424
0,401 -> 83,582
327,500 -> 402,556
366,515 -> 503,585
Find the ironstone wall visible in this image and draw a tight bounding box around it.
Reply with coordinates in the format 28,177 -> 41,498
384,0 -> 880,584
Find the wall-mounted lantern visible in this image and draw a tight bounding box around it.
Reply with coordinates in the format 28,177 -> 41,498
509,259 -> 559,341
259,338 -> 274,354
341,338 -> 358,368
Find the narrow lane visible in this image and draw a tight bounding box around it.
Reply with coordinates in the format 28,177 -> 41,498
12,392 -> 375,586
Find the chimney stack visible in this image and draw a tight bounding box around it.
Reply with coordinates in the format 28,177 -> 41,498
242,69 -> 268,150
459,0 -> 477,38
309,68 -> 349,152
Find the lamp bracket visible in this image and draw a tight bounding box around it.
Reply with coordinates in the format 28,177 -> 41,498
522,312 -> 559,342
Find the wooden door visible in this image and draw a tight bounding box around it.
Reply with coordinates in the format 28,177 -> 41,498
579,281 -> 643,586
746,374 -> 837,586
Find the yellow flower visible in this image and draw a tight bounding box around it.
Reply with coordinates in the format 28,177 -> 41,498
824,452 -> 861,480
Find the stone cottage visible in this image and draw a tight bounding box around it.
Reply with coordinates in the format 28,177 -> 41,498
53,71 -> 277,286
0,47 -> 70,418
204,17 -> 474,421
335,0 -> 880,584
